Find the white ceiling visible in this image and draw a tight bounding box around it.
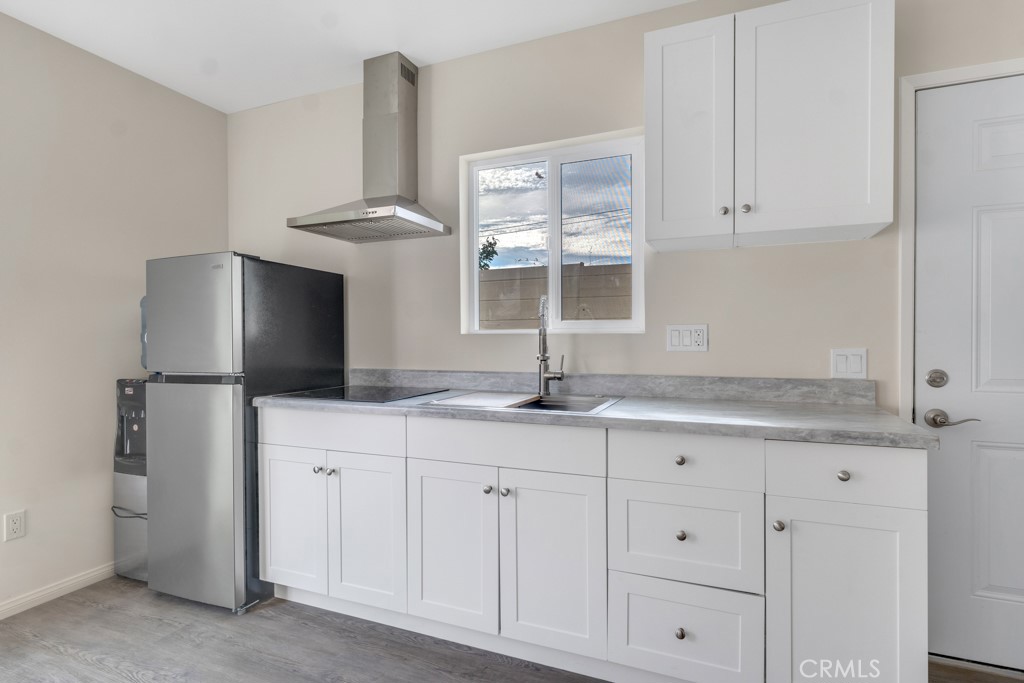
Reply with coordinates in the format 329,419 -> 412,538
0,0 -> 693,113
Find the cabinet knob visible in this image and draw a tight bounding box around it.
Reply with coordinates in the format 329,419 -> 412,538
719,206 -> 730,215
740,204 -> 752,213
500,488 -> 511,497
674,455 -> 686,466
483,485 -> 493,494
325,468 -> 336,476
837,470 -> 851,482
675,627 -> 686,640
676,530 -> 687,542
773,520 -> 786,532
312,466 -> 323,474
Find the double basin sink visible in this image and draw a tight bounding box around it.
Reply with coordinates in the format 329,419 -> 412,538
429,392 -> 622,416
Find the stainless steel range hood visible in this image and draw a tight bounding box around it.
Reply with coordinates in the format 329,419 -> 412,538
287,52 -> 450,243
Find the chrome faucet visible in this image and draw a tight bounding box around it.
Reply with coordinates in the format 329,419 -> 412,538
537,295 -> 565,396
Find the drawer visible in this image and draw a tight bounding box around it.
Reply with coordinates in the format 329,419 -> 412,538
766,441 -> 927,510
407,417 -> 605,476
259,407 -> 405,456
608,571 -> 764,683
609,480 -> 764,593
609,430 -> 764,492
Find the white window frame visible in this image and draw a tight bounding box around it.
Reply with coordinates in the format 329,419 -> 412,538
459,129 -> 645,334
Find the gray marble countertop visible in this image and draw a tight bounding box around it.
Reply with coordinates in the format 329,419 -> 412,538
254,389 -> 939,450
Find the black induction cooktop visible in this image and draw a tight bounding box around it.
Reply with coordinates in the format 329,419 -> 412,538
278,385 -> 448,403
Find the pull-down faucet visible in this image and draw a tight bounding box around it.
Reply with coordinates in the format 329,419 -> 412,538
537,295 -> 564,396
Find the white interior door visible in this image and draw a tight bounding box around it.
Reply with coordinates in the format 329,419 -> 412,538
916,73 -> 1024,670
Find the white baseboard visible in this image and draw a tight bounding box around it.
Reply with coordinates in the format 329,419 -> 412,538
0,563 -> 116,621
929,654 -> 1024,679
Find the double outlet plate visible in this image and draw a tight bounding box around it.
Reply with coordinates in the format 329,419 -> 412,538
4,510 -> 25,541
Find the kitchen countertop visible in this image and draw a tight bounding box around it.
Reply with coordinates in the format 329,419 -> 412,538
254,389 -> 939,450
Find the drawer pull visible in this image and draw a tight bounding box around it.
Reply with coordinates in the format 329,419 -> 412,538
676,530 -> 688,542
674,455 -> 687,466
675,627 -> 687,640
773,520 -> 786,532
837,470 -> 852,482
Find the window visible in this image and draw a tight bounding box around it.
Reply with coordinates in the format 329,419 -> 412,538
460,131 -> 644,333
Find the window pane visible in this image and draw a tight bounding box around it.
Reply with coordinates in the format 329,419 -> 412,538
561,154 -> 632,321
477,161 -> 548,330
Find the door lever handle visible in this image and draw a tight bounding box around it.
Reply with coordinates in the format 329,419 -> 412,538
923,408 -> 981,428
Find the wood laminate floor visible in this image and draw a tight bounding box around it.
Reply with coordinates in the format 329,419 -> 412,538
1,577 -> 1022,683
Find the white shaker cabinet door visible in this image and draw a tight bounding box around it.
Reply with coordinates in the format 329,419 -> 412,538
765,495 -> 928,683
645,14 -> 735,251
498,469 -> 607,658
733,0 -> 894,246
326,451 -> 407,612
258,444 -> 328,594
407,459 -> 499,633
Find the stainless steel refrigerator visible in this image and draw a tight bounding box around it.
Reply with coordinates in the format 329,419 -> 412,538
144,252 -> 344,612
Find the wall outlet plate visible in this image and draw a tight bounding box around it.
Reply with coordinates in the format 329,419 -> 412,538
831,348 -> 867,379
667,324 -> 708,352
4,510 -> 25,541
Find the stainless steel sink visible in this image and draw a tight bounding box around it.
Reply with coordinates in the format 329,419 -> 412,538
509,394 -> 622,415
428,392 -> 621,416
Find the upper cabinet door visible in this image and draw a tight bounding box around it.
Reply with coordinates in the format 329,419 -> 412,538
645,15 -> 735,251
734,0 -> 894,246
145,252 -> 243,374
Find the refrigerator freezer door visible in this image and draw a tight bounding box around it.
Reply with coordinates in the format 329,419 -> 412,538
147,382 -> 245,609
145,252 -> 243,374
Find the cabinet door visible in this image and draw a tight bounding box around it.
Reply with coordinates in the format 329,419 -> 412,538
407,459 -> 499,633
326,451 -> 406,612
765,496 -> 927,683
498,469 -> 607,658
645,15 -> 735,251
258,444 -> 328,593
734,0 -> 894,245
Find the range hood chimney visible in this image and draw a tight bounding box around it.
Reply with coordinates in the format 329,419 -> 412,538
287,52 -> 450,243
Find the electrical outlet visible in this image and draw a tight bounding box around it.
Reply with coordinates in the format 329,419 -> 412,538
666,324 -> 709,352
4,510 -> 26,541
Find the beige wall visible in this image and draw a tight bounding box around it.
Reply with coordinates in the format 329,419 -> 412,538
227,0 -> 1024,415
0,14 -> 227,608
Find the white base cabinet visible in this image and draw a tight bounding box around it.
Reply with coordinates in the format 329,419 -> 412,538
407,457 -> 608,658
259,444 -> 407,612
765,441 -> 929,683
259,410 -> 928,683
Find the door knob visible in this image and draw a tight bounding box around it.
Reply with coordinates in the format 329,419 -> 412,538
676,530 -> 688,541
500,488 -> 510,497
772,520 -> 786,532
923,408 -> 980,428
719,206 -> 730,215
325,468 -> 336,476
675,627 -> 687,640
740,204 -> 752,213
483,485 -> 493,494
312,466 -> 323,474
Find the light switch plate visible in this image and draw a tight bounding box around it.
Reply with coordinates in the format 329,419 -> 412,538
667,325 -> 708,352
831,348 -> 867,379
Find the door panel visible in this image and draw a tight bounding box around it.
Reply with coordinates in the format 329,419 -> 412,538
916,73 -> 1024,668
258,444 -> 327,593
765,496 -> 927,683
645,14 -> 734,250
407,459 -> 498,633
734,0 -> 893,239
145,252 -> 242,373
499,469 -> 607,658
327,451 -> 406,611
147,382 -> 244,609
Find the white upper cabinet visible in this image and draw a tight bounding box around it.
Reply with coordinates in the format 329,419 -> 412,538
645,14 -> 735,250
646,0 -> 894,251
